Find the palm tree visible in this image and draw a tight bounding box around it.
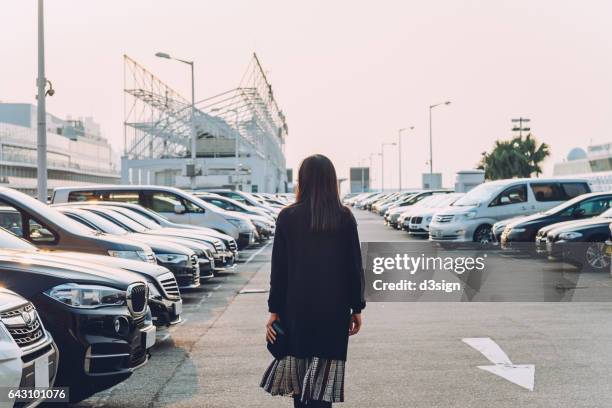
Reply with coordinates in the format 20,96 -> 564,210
478,134 -> 550,180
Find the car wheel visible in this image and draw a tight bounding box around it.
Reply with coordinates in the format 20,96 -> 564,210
584,242 -> 610,271
473,225 -> 493,247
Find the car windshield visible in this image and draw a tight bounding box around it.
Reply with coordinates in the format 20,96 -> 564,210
111,208 -> 163,230
93,208 -> 148,233
0,227 -> 37,250
452,183 -> 502,206
543,194 -> 593,215
65,209 -> 129,235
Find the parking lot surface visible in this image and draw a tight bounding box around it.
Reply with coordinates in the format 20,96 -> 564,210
78,210 -> 612,407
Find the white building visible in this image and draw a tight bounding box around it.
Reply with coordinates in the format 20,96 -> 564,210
553,144 -> 612,191
0,103 -> 120,196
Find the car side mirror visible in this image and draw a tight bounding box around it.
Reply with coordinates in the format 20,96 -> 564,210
572,208 -> 585,218
500,196 -> 511,205
174,204 -> 186,214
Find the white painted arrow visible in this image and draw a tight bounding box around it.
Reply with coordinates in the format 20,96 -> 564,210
462,337 -> 535,391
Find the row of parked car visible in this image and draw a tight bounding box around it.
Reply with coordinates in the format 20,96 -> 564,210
0,185 -> 291,406
345,177 -> 612,271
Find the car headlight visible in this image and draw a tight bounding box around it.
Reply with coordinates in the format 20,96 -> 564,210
558,231 -> 583,240
462,211 -> 477,219
156,253 -> 189,264
426,216 -> 432,222
147,282 -> 161,299
108,250 -> 152,263
511,227 -> 526,233
45,283 -> 126,308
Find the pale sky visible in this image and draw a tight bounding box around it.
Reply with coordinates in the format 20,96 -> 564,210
3,0 -> 612,190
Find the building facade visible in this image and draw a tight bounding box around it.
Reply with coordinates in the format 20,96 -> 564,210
0,103 -> 120,197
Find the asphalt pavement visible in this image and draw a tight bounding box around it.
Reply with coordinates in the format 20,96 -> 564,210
77,210 -> 612,407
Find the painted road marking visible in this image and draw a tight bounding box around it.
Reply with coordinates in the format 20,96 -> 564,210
243,242 -> 271,264
462,337 -> 535,391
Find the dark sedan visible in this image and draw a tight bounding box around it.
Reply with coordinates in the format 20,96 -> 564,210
56,207 -> 205,288
500,192 -> 612,250
542,209 -> 612,271
0,250 -> 154,403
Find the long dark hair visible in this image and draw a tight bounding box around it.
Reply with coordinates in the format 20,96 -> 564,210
294,154 -> 345,232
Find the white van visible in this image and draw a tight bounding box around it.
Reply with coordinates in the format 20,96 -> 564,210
52,186 -> 257,248
428,178 -> 591,244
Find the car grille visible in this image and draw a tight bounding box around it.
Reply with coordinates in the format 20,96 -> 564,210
435,214 -> 454,223
127,283 -> 147,316
213,241 -> 223,252
0,303 -> 46,349
411,216 -> 423,224
158,272 -> 181,300
228,240 -> 237,252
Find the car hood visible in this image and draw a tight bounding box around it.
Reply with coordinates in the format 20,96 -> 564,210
0,249 -> 145,297
549,217 -> 612,235
0,288 -> 29,311
434,205 -> 478,216
125,233 -> 194,255
45,251 -> 169,280
508,212 -> 555,229
146,228 -> 219,244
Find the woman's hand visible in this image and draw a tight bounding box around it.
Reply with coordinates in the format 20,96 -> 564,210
349,313 -> 362,336
266,313 -> 280,343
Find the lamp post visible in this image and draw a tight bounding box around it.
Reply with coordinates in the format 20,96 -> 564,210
36,0 -> 47,202
155,51 -> 196,189
381,142 -> 397,192
369,153 -> 381,191
398,126 -> 414,191
428,101 -> 451,175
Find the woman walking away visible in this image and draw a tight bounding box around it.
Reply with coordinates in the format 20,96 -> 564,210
260,154 -> 366,408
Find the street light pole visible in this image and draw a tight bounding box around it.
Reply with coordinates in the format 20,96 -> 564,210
155,52 -> 196,189
36,0 -> 47,202
398,126 -> 414,191
428,101 -> 451,175
381,142 -> 397,192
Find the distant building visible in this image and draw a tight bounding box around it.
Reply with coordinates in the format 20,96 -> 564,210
553,144 -> 612,175
0,103 -> 120,196
350,167 -> 370,193
553,143 -> 612,191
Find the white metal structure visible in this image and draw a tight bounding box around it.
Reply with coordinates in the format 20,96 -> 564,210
122,54 -> 289,193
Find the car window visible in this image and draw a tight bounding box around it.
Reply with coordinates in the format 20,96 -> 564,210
183,198 -> 204,213
150,192 -> 183,213
576,197 -> 612,217
561,182 -> 589,198
105,192 -> 140,204
0,209 -> 23,236
530,183 -> 565,202
490,184 -> 527,206
28,219 -> 57,243
68,191 -> 99,202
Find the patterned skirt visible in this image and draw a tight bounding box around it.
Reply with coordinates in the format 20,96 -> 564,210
260,356 -> 345,403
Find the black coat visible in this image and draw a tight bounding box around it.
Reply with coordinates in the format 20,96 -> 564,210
268,203 -> 366,361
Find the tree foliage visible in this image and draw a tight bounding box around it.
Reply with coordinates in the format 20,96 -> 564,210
477,134 -> 550,180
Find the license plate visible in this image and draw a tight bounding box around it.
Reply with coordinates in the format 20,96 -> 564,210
173,300 -> 182,316
606,245 -> 612,256
34,355 -> 49,388
141,326 -> 156,349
